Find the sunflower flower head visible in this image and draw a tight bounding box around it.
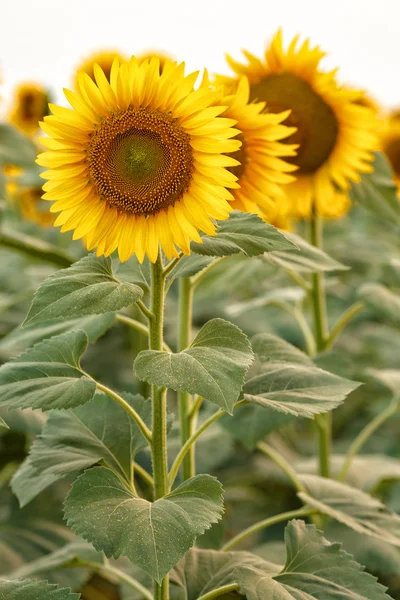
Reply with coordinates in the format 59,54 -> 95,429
74,50 -> 128,87
19,187 -> 55,227
212,74 -> 298,221
37,57 -> 241,263
380,117 -> 400,188
218,30 -> 379,219
9,83 -> 50,137
137,50 -> 175,73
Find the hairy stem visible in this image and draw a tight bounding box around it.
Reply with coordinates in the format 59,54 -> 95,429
178,277 -> 195,480
310,213 -> 331,478
116,313 -> 172,352
95,381 -> 152,443
221,506 -> 316,551
149,254 -> 169,600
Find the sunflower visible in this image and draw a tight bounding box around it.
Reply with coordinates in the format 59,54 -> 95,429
74,50 -> 128,86
9,83 -> 49,136
138,50 -> 175,73
214,75 -> 298,221
218,30 -> 378,218
380,118 -> 400,187
19,187 -> 55,227
37,57 -> 241,263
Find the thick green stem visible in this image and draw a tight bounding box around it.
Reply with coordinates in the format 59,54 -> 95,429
310,213 -> 331,478
337,397 -> 399,482
178,277 -> 195,481
221,506 -> 316,551
149,255 -> 169,600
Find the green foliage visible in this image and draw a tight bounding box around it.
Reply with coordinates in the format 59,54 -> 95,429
359,283 -> 400,326
349,152 -> 400,225
0,579 -> 79,600
191,212 -> 295,257
171,547 -> 279,599
222,333 -> 359,448
299,475 -> 400,546
135,318 -> 254,413
64,467 -> 224,583
264,230 -> 349,273
11,393 -> 151,506
0,124 -> 37,167
24,254 -> 143,326
0,330 -> 96,411
235,519 -> 391,600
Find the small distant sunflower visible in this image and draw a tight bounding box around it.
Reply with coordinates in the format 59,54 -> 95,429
215,75 -> 297,220
19,187 -> 55,227
219,30 -> 378,218
74,50 -> 128,86
9,83 -> 49,136
37,57 -> 241,263
380,118 -> 400,187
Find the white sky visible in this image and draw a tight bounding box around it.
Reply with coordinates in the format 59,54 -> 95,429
1,0 -> 399,112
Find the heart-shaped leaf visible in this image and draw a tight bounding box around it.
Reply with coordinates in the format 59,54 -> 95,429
135,318 -> 253,413
11,393 -> 151,506
64,467 -> 224,583
191,211 -> 295,257
235,519 -> 390,600
0,330 -> 96,411
24,254 -> 143,326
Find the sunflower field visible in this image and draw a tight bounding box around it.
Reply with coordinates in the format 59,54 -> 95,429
1,9 -> 400,600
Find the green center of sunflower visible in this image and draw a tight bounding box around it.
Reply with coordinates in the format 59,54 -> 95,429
384,138 -> 400,178
87,107 -> 193,215
249,73 -> 338,175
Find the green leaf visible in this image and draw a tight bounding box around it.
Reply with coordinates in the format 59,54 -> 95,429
135,318 -> 253,413
221,406 -> 293,450
0,124 -> 37,167
235,519 -> 390,600
227,287 -> 306,318
64,467 -> 224,582
358,283 -> 400,326
298,475 -> 400,546
0,314 -> 116,356
0,330 -> 96,411
0,579 -> 79,600
264,230 -> 349,273
12,393 -> 152,506
244,367 -> 358,418
251,333 -> 313,366
222,334 -> 354,448
191,212 -> 295,257
166,255 -> 214,284
9,542 -> 103,580
0,417 -> 8,429
115,256 -> 151,289
24,254 -> 143,326
350,151 -> 400,224
171,547 -> 279,600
